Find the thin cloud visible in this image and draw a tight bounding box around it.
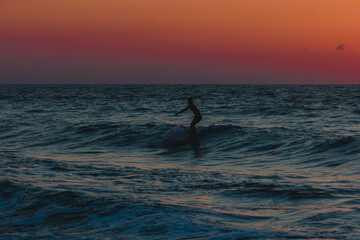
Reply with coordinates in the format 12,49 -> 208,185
337,44 -> 344,50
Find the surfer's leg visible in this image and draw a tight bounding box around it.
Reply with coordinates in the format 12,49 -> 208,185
190,115 -> 201,138
190,118 -> 197,138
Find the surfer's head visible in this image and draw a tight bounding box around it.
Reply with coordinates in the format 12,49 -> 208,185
187,97 -> 193,104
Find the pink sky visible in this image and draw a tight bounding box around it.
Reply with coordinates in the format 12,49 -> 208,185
0,0 -> 359,84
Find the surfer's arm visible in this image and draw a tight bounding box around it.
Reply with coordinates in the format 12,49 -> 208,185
175,106 -> 189,116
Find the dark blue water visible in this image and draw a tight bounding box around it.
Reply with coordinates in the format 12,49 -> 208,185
1,85 -> 360,239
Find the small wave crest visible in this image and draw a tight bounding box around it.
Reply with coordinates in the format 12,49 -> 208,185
198,124 -> 243,135
308,136 -> 360,161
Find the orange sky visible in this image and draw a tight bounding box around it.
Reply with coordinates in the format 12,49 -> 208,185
0,0 -> 359,84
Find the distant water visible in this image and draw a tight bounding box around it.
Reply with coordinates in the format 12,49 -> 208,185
1,85 -> 360,239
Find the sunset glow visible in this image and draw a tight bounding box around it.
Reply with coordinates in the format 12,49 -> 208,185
1,0 -> 359,84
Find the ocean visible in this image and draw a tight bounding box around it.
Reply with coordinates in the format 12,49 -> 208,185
1,84 -> 360,239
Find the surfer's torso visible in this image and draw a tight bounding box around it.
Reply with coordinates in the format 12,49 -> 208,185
189,103 -> 201,118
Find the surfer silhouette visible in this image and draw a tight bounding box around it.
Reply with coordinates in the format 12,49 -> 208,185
175,97 -> 202,139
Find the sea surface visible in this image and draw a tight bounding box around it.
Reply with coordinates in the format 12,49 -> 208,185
1,85 -> 360,239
